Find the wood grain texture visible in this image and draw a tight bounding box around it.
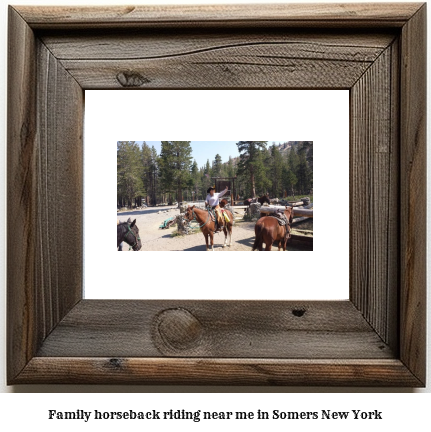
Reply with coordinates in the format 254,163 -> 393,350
7,3 -> 427,386
14,358 -> 422,386
35,40 -> 84,338
387,38 -> 401,352
50,31 -> 394,89
41,31 -> 395,60
36,300 -> 393,359
42,30 -> 394,89
7,6 -> 83,384
7,6 -> 38,381
350,43 -> 399,349
399,3 -> 427,385
15,3 -> 423,29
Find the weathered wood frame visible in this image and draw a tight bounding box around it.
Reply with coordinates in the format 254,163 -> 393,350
7,3 -> 426,386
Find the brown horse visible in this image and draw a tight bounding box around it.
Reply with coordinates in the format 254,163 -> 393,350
244,194 -> 271,207
252,207 -> 294,251
184,206 -> 233,251
219,198 -> 228,208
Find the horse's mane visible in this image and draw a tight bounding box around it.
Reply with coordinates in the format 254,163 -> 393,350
118,218 -> 134,226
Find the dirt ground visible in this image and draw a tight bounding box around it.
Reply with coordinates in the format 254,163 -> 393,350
118,206 -> 312,252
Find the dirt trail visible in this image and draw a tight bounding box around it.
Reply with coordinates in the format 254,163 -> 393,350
118,206 -> 311,251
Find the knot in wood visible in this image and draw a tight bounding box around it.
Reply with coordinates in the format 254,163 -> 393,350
292,308 -> 306,317
108,358 -> 123,369
116,71 -> 150,87
155,308 -> 203,351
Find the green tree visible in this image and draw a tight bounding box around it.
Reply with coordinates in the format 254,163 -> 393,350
158,141 -> 193,203
269,143 -> 283,197
282,165 -> 297,197
254,146 -> 271,195
190,160 -> 200,202
117,141 -> 144,208
141,142 -> 152,204
226,156 -> 236,178
236,141 -> 268,198
149,146 -> 159,205
204,159 -> 212,177
212,154 -> 223,177
296,142 -> 313,194
200,159 -> 212,198
287,146 -> 300,174
302,141 -> 313,171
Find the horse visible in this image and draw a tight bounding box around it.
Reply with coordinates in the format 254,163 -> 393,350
184,205 -> 233,251
258,194 -> 271,205
244,194 -> 271,207
252,207 -> 294,251
117,218 -> 142,251
219,198 -> 228,208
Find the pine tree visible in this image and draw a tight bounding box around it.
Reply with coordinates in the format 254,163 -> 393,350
149,146 -> 159,205
287,146 -> 300,174
302,141 -> 313,171
282,166 -> 297,198
141,142 -> 152,205
158,141 -> 192,203
236,141 -> 268,198
118,140 -> 311,206
204,159 -> 212,176
269,144 -> 282,197
212,154 -> 223,177
226,156 -> 235,178
200,159 -> 212,197
296,142 -> 312,194
190,160 -> 200,202
117,141 -> 144,208
255,146 -> 271,196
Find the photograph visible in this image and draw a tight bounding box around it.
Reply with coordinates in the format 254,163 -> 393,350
117,141 -> 313,252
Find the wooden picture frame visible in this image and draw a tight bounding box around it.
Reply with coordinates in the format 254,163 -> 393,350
7,3 -> 426,386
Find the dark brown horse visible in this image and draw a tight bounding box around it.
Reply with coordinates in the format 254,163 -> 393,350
184,206 -> 233,251
252,207 -> 294,251
117,218 -> 142,251
244,194 -> 271,207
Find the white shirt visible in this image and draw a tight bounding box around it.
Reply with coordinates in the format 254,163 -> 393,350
206,189 -> 228,207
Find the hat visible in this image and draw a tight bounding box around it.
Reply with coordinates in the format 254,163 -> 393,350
207,186 -> 215,194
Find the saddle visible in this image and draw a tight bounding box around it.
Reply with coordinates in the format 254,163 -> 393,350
208,208 -> 229,222
268,211 -> 289,226
208,208 -> 216,222
269,211 -> 291,243
208,207 -> 230,231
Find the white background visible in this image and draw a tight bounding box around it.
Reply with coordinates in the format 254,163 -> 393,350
85,90 -> 349,300
0,0 -> 430,422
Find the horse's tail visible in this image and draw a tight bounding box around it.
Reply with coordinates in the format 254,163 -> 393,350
252,223 -> 264,251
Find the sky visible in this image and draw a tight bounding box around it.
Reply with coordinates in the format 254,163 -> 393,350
138,141 -> 285,168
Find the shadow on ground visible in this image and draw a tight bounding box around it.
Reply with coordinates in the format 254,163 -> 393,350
236,236 -> 313,251
183,234 -> 233,251
183,244 -> 207,251
235,237 -> 255,249
118,207 -> 177,218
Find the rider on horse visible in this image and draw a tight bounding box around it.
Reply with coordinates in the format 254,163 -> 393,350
205,186 -> 228,231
